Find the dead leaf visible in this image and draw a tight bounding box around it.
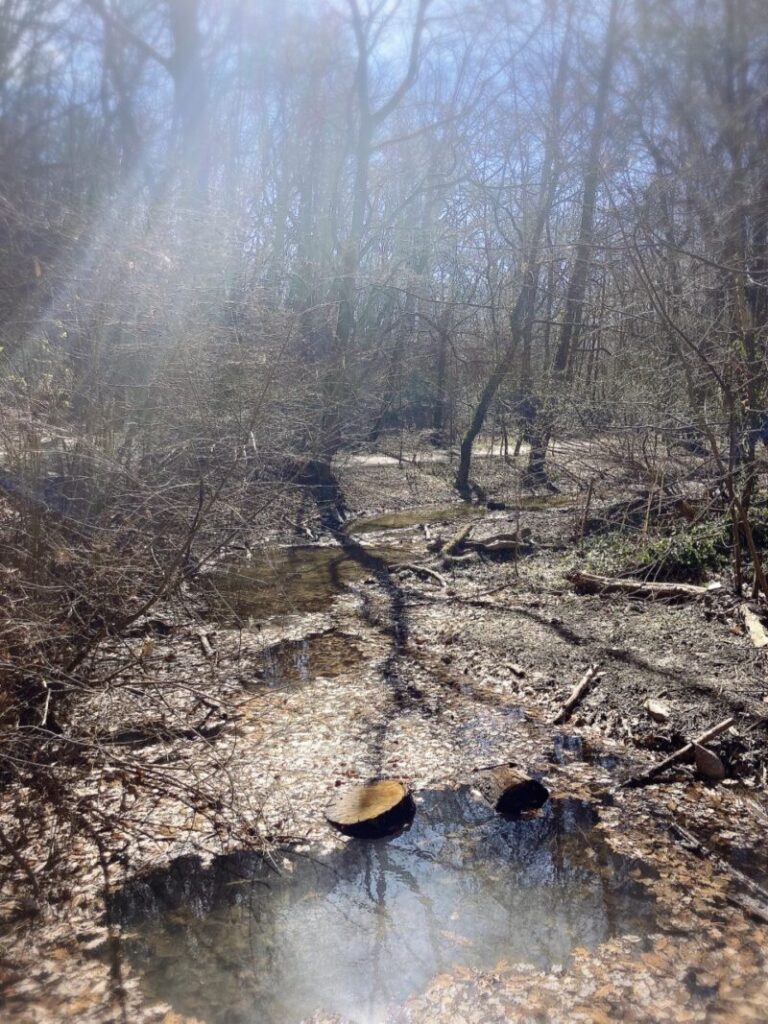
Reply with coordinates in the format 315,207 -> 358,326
694,743 -> 725,781
584,1008 -> 613,1024
645,698 -> 670,723
440,929 -> 474,947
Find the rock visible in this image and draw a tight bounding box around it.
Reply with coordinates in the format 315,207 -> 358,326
471,765 -> 550,817
326,779 -> 415,838
645,698 -> 671,724
694,743 -> 725,782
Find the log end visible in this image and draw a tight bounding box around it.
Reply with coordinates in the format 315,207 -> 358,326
326,779 -> 416,839
472,766 -> 550,818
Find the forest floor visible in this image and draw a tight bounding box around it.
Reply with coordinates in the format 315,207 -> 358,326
2,437 -> 768,1023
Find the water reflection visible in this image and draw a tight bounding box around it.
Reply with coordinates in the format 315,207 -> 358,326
206,543 -> 411,622
251,633 -> 364,689
550,733 -> 620,770
113,789 -> 656,1024
347,504 -> 483,536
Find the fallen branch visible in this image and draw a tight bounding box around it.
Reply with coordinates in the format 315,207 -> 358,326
741,604 -> 768,648
568,569 -> 722,601
197,630 -> 217,659
392,562 -> 447,587
621,716 -> 735,788
552,663 -> 602,724
441,551 -> 476,565
97,716 -> 230,749
443,520 -> 476,556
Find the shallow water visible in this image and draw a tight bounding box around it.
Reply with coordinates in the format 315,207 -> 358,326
113,788 -> 657,1024
347,503 -> 483,535
251,632 -> 364,688
549,732 -> 620,770
207,543 -> 410,622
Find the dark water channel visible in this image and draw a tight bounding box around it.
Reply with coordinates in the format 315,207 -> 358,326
112,788 -> 657,1024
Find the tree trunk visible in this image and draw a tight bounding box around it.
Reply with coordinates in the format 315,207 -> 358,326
525,0 -> 619,480
454,19 -> 570,496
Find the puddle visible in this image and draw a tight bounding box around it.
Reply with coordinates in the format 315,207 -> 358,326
348,503 -> 484,535
549,733 -> 620,770
205,543 -> 411,622
112,788 -> 657,1024
505,494 -> 575,511
251,632 -> 364,688
455,703 -> 528,758
694,807 -> 768,892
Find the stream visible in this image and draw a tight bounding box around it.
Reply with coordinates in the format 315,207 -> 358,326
102,502 -> 767,1024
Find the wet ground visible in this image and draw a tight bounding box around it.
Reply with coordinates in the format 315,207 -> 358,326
346,502 -> 483,535
2,443 -> 768,1024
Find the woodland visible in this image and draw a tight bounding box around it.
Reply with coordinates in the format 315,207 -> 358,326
1,1 -> 768,1022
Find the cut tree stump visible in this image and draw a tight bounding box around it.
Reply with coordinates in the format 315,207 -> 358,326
326,780 -> 415,839
568,569 -> 722,601
472,765 -> 550,817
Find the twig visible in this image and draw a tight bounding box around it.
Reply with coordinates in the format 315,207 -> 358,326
578,477 -> 595,545
197,630 -> 217,659
552,663 -> 602,724
621,716 -> 735,788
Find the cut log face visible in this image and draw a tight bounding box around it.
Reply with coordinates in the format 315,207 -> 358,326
326,780 -> 416,839
472,766 -> 550,818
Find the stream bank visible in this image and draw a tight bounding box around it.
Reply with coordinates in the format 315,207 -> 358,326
1,441 -> 768,1023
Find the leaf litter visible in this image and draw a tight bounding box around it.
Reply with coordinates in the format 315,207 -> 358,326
1,455 -> 768,1023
